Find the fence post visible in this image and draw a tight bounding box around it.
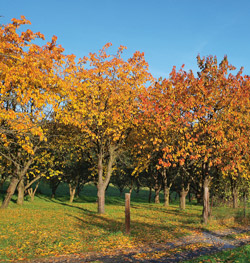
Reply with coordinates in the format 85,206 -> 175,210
125,193 -> 130,235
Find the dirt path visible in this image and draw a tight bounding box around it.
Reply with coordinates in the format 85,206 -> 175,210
20,227 -> 250,263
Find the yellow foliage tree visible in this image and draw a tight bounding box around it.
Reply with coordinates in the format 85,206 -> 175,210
59,43 -> 152,213
0,16 -> 65,208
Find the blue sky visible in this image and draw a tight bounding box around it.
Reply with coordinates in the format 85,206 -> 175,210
2,0 -> 250,77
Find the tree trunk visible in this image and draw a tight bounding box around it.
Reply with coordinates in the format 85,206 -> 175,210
27,181 -> 40,202
162,168 -> 171,207
97,185 -> 105,214
26,176 -> 41,202
202,176 -> 211,224
179,183 -> 190,210
154,187 -> 161,204
97,148 -> 105,214
97,145 -> 116,214
0,149 -> 36,209
69,183 -> 77,203
180,189 -> 188,210
232,185 -> 238,209
154,174 -> 161,204
17,177 -> 25,205
163,186 -> 170,207
1,177 -> 19,209
28,188 -> 35,202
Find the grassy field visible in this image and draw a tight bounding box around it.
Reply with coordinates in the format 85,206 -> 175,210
0,182 -> 249,262
187,244 -> 250,263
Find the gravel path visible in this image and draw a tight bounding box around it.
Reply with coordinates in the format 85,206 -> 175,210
19,227 -> 250,263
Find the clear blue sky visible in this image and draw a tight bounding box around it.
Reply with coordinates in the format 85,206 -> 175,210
2,0 -> 250,77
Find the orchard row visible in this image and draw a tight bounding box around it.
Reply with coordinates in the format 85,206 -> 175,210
0,17 -> 249,223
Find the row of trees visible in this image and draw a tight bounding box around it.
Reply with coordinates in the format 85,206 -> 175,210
0,17 -> 249,224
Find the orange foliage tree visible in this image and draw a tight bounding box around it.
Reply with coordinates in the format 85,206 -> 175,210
189,56 -> 250,223
135,56 -> 250,223
133,66 -> 196,207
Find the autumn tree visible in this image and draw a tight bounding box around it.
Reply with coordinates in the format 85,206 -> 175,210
59,43 -> 152,213
135,55 -> 250,223
0,16 -> 65,208
218,73 -> 250,208
134,68 -> 196,207
186,55 -> 249,223
158,56 -> 250,221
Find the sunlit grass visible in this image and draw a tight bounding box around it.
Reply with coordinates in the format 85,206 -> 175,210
0,183 -> 249,261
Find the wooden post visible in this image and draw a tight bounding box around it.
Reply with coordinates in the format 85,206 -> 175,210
125,193 -> 130,235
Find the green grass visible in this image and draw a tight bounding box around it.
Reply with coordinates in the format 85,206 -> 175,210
0,182 -> 249,262
186,244 -> 250,263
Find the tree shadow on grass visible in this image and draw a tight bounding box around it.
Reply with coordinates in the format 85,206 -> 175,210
36,194 -> 203,238
37,194 -> 96,214
37,191 -> 126,205
68,206 -> 206,244
68,212 -> 179,240
130,204 -> 202,221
